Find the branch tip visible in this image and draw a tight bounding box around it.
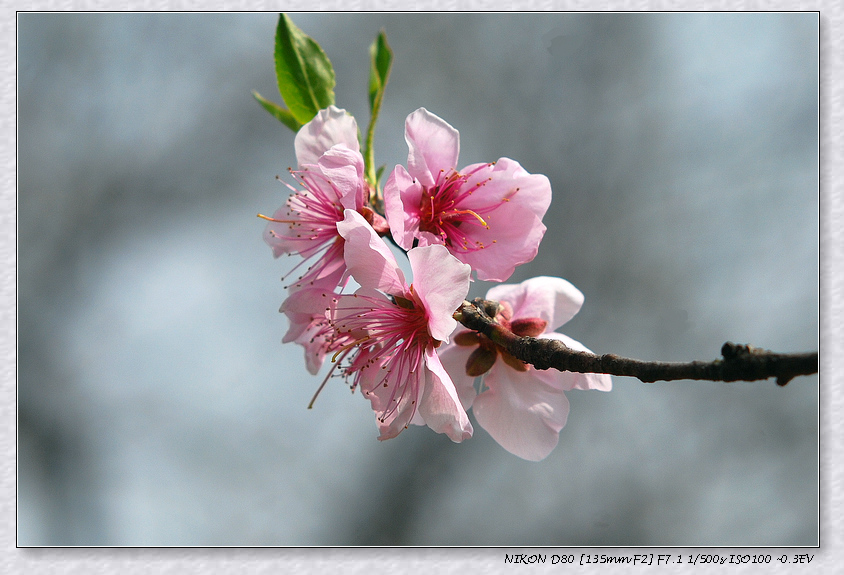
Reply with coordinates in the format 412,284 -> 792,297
453,299 -> 817,385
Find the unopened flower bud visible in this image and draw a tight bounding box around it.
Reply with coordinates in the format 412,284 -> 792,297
466,346 -> 497,377
510,317 -> 548,337
500,349 -> 529,372
454,330 -> 481,347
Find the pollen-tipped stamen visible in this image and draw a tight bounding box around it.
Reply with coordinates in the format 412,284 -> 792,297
307,350 -> 348,409
257,213 -> 297,224
331,334 -> 373,363
442,208 -> 489,228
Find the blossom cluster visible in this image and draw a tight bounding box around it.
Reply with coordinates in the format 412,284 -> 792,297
262,106 -> 611,461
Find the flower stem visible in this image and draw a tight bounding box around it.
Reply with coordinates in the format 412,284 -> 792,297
454,299 -> 818,386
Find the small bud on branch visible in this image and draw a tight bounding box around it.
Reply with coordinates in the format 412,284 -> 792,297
455,298 -> 818,386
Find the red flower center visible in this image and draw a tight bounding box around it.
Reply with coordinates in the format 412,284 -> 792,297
417,167 -> 495,252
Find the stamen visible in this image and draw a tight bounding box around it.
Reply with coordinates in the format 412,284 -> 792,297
257,213 -> 296,224
307,353 -> 345,409
444,208 -> 488,227
331,334 -> 372,362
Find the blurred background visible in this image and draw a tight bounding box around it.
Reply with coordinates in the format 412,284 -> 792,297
17,12 -> 818,546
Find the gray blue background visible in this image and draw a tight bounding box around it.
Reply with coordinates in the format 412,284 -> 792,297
17,12 -> 818,546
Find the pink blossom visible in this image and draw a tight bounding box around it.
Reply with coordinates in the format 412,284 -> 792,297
384,108 -> 552,282
330,209 -> 473,442
262,106 -> 369,292
278,287 -> 353,376
439,276 -> 612,461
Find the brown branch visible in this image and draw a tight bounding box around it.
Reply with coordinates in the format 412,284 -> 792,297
453,298 -> 818,386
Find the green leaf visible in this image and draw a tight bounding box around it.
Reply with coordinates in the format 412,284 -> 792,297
252,90 -> 302,132
368,30 -> 393,112
274,13 -> 336,125
364,30 -> 393,188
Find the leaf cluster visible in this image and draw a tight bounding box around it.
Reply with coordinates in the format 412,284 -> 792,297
253,14 -> 393,190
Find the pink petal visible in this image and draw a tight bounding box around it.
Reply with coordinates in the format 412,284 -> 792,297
487,276 -> 584,331
291,239 -> 349,294
418,346 -> 473,442
357,355 -> 420,441
461,158 -> 552,217
404,108 -> 459,188
407,245 -> 471,342
279,288 -> 330,342
473,364 -> 570,462
279,288 -> 337,375
316,145 -> 366,211
454,205 -> 547,282
294,106 -> 360,167
448,160 -> 552,281
336,209 -> 407,296
298,325 -> 333,375
436,342 -> 478,410
383,165 -> 423,250
530,332 -> 613,392
262,204 -> 307,259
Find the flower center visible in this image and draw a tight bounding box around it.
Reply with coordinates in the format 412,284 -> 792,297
277,168 -> 347,239
417,167 -> 494,251
326,289 -> 435,425
259,168 -> 353,290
